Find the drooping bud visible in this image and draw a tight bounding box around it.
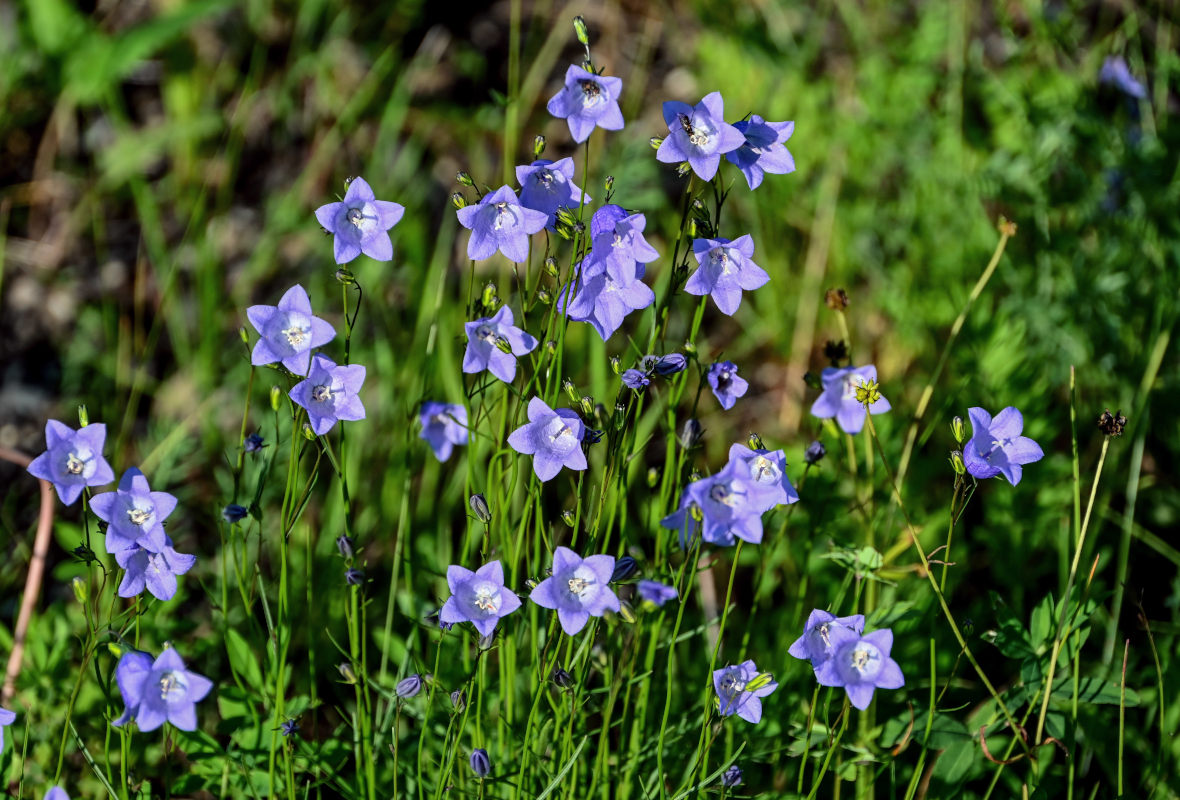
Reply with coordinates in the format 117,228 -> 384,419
456,171 -> 474,187
804,440 -> 826,465
949,450 -> 966,475
222,504 -> 248,524
552,667 -> 574,688
573,15 -> 590,46
950,415 -> 966,444
338,663 -> 358,684
561,510 -> 575,527
563,378 -> 579,403
336,534 -> 355,558
654,353 -> 687,376
71,576 -> 88,604
544,256 -> 559,278
533,134 -> 547,159
610,556 -> 639,583
469,748 -> 492,778
679,418 -> 703,449
649,136 -> 664,150
469,493 -> 491,523
270,385 -> 282,411
345,567 -> 365,586
451,192 -> 467,210
450,689 -> 466,712
395,674 -> 423,699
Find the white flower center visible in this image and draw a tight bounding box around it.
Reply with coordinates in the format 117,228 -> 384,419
346,207 -> 365,229
679,113 -> 715,148
493,202 -> 518,230
283,324 -> 309,348
578,79 -> 605,109
474,586 -> 498,612
846,643 -> 882,678
158,669 -> 188,702
567,576 -> 590,595
312,384 -> 332,403
709,482 -> 742,508
127,506 -> 153,527
751,455 -> 779,484
719,671 -> 746,699
66,452 -> 85,475
475,323 -> 496,342
709,247 -> 738,274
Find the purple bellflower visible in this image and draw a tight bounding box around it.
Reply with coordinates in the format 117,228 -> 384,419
963,406 -> 1044,486
529,546 -> 620,635
456,185 -> 548,262
45,788 -> 69,800
419,401 -> 468,462
546,64 -> 624,143
289,354 -> 366,435
0,706 -> 15,754
707,361 -> 749,410
814,626 -> 905,711
516,158 -> 590,230
560,262 -> 655,341
115,542 -> 196,601
685,235 -> 769,315
621,369 -> 650,390
1099,56 -> 1147,99
788,609 -> 866,667
26,420 -> 115,506
636,579 -> 678,607
655,92 -> 746,181
90,467 -> 177,554
726,443 -> 799,513
314,176 -> 405,264
809,365 -> 891,434
463,306 -> 538,383
721,765 -> 743,788
584,204 -> 660,282
506,397 -> 587,482
469,748 -> 492,778
114,647 -> 213,732
247,285 -> 336,376
713,660 -> 778,724
439,560 -> 522,636
660,463 -> 764,547
725,115 -> 796,190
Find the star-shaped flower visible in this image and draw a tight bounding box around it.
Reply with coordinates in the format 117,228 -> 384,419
707,361 -> 749,410
655,92 -> 746,181
289,354 -> 366,435
516,158 -> 590,230
559,261 -> 655,342
583,204 -> 660,282
636,580 -> 678,607
456,185 -> 548,263
115,542 -> 196,601
439,560 -> 522,636
963,406 -> 1044,486
26,420 -> 115,505
787,609 -> 866,667
813,626 -> 905,710
725,115 -> 796,190
685,235 -> 769,315
809,365 -> 891,434
462,306 -> 538,383
506,397 -> 587,482
419,401 -> 468,462
660,462 -> 764,547
529,546 -> 620,634
89,467 -> 177,554
546,64 -> 624,143
725,443 -> 799,513
314,176 -> 405,264
114,647 -> 213,732
713,660 -> 777,723
247,285 -> 336,376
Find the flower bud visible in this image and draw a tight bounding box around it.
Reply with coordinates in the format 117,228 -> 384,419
494,335 -> 513,354
244,432 -> 265,453
482,282 -> 497,309
456,171 -> 474,187
646,467 -> 660,488
239,326 -> 250,344
573,15 -> 590,45
561,509 -> 575,527
71,576 -> 88,604
338,663 -> 358,684
552,667 -> 574,688
951,415 -> 966,444
77,405 -> 89,427
563,378 -> 579,403
655,353 -> 687,376
336,534 -> 355,558
335,267 -> 356,285
679,418 -> 703,449
450,689 -> 466,713
949,450 -> 966,475
609,355 -> 620,375
302,422 -> 317,440
579,395 -> 594,417
747,432 -> 765,451
804,440 -> 826,465
682,339 -> 697,355
469,493 -> 491,523
604,174 -> 614,199
545,340 -> 557,355
610,556 -> 639,583
649,136 -> 664,150
676,162 -> 693,178
536,289 -> 552,305
345,567 -> 365,586
395,674 -> 423,699
803,371 -> 823,390
73,544 -> 97,563
451,192 -> 467,210
533,134 -> 546,159
270,385 -> 282,411
544,256 -> 559,278
469,748 -> 492,778
721,765 -> 743,788
222,504 -> 248,524
618,599 -> 637,624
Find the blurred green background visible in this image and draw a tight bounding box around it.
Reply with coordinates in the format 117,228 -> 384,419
1,0 -> 1177,796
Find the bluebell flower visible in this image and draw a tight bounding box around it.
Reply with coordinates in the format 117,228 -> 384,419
506,398 -> 587,482
439,560 -> 522,636
788,609 -> 866,667
804,440 -> 826,465
114,647 -> 213,732
707,362 -> 748,410
247,285 -> 336,376
813,626 -> 905,710
90,467 -> 177,554
314,176 -> 405,264
685,235 -> 769,315
45,788 -> 70,800
222,504 -> 248,524
516,158 -> 589,230
1099,56 -> 1147,99
809,365 -> 891,434
636,580 -> 678,607
462,306 -> 538,383
244,432 -> 265,453
469,747 -> 492,778
721,765 -> 743,788
655,92 -> 745,180
280,719 -> 300,738
726,443 -> 799,513
713,660 -> 777,723
290,354 -> 366,435
559,259 -> 655,342
529,546 -> 620,635
584,204 -> 660,282
963,406 -> 1044,486
419,401 -> 468,462
456,185 -> 548,262
621,369 -> 650,390
26,420 -> 115,506
725,115 -> 795,190
115,543 -> 196,602
660,463 -> 764,547
654,353 -> 688,376
546,64 -> 624,142
396,674 -> 423,699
